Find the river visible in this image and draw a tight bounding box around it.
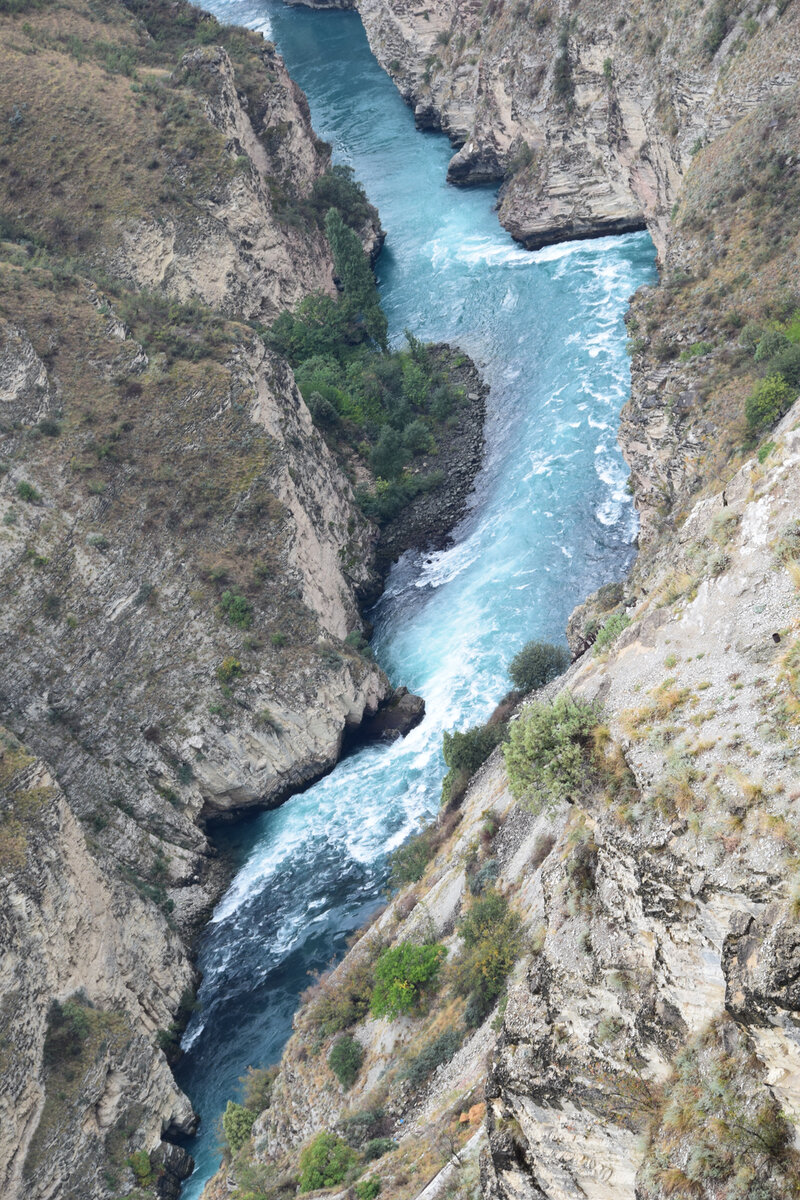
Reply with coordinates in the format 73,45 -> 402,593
175,2 -> 657,1193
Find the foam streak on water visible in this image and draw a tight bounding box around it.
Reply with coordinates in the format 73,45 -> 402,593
175,3 -> 656,1192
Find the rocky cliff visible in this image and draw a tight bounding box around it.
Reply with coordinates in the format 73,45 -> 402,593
209,397 -> 800,1200
197,4 -> 800,1200
0,1 -> 437,1195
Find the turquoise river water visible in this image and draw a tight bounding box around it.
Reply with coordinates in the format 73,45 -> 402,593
176,2 -> 656,1192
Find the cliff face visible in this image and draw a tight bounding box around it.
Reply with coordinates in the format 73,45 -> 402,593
213,399 -> 800,1200
352,0 -> 800,549
0,2 -> 401,1194
0,728 -> 195,1199
354,0 -> 798,254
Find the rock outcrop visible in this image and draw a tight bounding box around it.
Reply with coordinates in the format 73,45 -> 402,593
354,0 -> 799,255
213,399 -> 800,1200
0,729 -> 195,1199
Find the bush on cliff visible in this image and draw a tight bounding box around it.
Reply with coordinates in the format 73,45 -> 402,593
371,942 -> 447,1019
305,956 -> 374,1036
222,1100 -> 256,1154
508,640 -> 569,693
504,693 -> 600,809
328,1034 -> 364,1090
745,375 -> 795,432
451,889 -> 521,1027
440,719 -> 508,809
309,165 -> 373,232
298,1132 -> 356,1192
403,1029 -> 463,1089
389,829 -> 435,886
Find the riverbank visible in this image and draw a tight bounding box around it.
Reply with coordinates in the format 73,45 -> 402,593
375,346 -> 487,577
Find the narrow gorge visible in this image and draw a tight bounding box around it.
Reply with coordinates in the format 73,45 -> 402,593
0,1 -> 798,1200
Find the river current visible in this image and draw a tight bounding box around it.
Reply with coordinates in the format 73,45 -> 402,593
176,3 -> 656,1192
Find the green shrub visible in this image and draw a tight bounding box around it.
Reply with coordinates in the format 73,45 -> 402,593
298,1132 -> 356,1192
16,480 -> 41,503
338,1107 -> 388,1149
216,656 -> 243,684
389,829 -> 434,886
503,693 -> 600,808
508,640 -> 569,692
769,343 -> 800,389
403,1029 -> 462,1088
328,1035 -> 364,1090
355,1177 -> 381,1200
593,611 -> 630,655
363,1137 -> 397,1162
371,943 -> 446,1019
43,998 -> 91,1064
443,722 -> 506,775
441,720 -> 507,807
128,1149 -> 154,1187
754,329 -> 791,362
745,375 -> 795,431
452,890 -> 521,1021
270,632 -> 287,648
222,1100 -> 256,1153
218,590 -> 253,629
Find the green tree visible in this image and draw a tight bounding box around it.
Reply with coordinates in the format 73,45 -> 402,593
745,375 -> 795,431
222,1100 -> 256,1154
508,640 -> 569,692
371,942 -> 446,1018
298,1132 -> 356,1191
503,693 -> 600,809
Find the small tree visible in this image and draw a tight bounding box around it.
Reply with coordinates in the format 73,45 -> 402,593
503,693 -> 599,809
371,942 -> 446,1019
222,1100 -> 256,1154
508,640 -> 568,693
328,1035 -> 364,1089
298,1132 -> 356,1192
745,375 -> 795,431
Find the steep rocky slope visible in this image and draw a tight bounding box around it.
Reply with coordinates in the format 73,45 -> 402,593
208,398 -> 800,1200
196,7 -> 800,1195
346,0 -> 800,551
0,1 -> 462,1195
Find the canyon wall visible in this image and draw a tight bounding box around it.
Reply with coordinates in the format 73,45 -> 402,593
202,3 -> 800,1200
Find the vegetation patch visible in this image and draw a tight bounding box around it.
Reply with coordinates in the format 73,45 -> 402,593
328,1034 -> 364,1090
451,889 -> 521,1026
508,639 -> 569,692
370,942 -> 447,1019
298,1131 -> 357,1192
267,217 -> 468,527
503,692 -> 601,809
441,719 -> 507,808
